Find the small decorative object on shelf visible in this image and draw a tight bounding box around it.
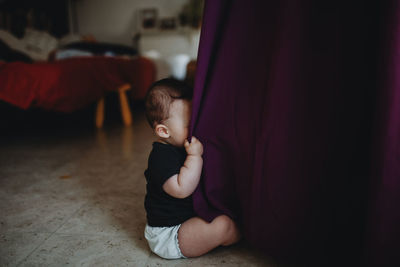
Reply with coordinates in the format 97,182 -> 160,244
179,0 -> 204,29
135,1 -> 203,36
159,17 -> 177,30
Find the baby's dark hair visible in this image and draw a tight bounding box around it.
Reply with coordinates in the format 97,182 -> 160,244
145,78 -> 193,128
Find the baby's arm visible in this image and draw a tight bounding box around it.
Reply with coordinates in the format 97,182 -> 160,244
163,136 -> 203,199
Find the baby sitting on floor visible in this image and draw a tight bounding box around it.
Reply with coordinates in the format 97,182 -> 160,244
143,78 -> 241,259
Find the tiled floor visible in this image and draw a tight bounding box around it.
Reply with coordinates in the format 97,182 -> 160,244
0,110 -> 276,266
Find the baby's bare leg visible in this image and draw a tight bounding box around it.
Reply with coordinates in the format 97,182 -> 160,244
178,215 -> 241,258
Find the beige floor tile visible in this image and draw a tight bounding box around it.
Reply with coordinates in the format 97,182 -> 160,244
19,233 -> 150,267
56,195 -> 146,239
0,189 -> 86,233
145,243 -> 276,267
0,232 -> 50,267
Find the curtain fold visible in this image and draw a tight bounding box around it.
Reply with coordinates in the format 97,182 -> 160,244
190,1 -> 400,266
364,1 -> 400,265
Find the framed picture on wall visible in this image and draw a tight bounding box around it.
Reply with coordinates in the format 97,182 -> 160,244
138,8 -> 158,31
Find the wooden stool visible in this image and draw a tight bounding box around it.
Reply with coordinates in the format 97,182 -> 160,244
95,83 -> 133,128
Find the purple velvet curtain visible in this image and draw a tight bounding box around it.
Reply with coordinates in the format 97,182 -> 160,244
189,0 -> 400,266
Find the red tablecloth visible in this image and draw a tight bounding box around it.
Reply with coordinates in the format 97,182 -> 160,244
0,56 -> 155,112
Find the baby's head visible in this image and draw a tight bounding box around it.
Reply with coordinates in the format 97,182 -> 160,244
145,78 -> 193,147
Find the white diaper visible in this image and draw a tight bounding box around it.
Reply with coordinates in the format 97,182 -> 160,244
144,224 -> 186,259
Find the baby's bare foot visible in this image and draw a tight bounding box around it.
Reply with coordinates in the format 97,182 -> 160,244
222,220 -> 241,246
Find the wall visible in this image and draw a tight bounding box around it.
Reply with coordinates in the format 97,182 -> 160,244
73,0 -> 189,46
73,0 -> 200,80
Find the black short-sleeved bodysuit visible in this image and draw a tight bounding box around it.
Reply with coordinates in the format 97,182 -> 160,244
144,142 -> 195,227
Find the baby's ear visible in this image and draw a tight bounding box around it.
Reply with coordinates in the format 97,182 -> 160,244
155,124 -> 170,138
